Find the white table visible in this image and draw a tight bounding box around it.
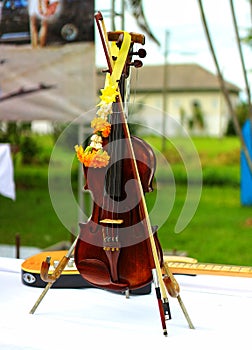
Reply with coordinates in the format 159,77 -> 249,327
0,256 -> 251,350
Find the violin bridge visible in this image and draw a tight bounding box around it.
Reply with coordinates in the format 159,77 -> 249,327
103,246 -> 120,251
100,218 -> 123,224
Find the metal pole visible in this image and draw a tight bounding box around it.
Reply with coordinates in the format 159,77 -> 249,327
111,0 -> 116,30
162,30 -> 169,152
78,123 -> 84,224
110,0 -> 125,30
121,0 -> 125,30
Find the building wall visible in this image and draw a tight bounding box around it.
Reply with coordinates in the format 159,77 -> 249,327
129,90 -> 239,137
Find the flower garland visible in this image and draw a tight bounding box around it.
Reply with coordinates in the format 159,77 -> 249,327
75,31 -> 131,168
75,75 -> 119,168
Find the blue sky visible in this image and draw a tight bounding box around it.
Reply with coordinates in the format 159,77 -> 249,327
95,0 -> 251,92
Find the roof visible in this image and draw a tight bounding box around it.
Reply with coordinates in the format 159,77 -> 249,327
97,63 -> 240,93
0,43 -> 96,122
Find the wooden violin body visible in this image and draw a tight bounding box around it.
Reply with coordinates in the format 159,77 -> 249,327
22,250 -> 252,290
27,15 -> 191,334
74,14 -> 164,297
75,135 -> 163,292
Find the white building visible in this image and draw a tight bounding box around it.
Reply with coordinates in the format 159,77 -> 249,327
97,63 -> 240,137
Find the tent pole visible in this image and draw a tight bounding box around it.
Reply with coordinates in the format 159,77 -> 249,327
78,123 -> 84,225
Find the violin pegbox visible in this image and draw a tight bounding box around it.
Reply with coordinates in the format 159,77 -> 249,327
107,31 -> 147,77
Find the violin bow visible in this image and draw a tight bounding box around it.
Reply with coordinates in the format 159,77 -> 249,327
95,12 -> 193,336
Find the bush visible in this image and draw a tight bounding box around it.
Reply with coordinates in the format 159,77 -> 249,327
20,136 -> 40,164
226,102 -> 249,136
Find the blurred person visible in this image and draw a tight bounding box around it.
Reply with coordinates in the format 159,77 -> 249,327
28,0 -> 60,47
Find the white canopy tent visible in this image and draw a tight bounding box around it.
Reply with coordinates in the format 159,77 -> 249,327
0,42 -> 97,231
0,43 -> 96,122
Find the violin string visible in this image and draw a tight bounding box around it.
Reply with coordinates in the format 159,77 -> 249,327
102,162 -> 108,245
103,111 -> 114,246
124,70 -> 131,121
115,107 -> 121,244
112,109 -> 116,244
108,105 -> 118,245
100,141 -> 106,246
116,74 -> 129,244
129,67 -> 138,122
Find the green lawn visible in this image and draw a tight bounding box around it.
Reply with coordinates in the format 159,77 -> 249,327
147,185 -> 252,266
0,188 -> 71,248
1,183 -> 251,266
0,135 -> 251,266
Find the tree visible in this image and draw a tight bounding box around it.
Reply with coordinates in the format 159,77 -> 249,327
126,0 -> 160,45
198,0 -> 252,172
226,101 -> 250,135
126,0 -> 252,168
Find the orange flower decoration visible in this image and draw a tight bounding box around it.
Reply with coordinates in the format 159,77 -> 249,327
91,117 -> 111,138
75,73 -> 117,168
75,144 -> 87,164
91,150 -> 110,168
75,145 -> 110,168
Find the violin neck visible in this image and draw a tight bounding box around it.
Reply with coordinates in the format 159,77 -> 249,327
105,71 -> 129,200
105,112 -> 124,199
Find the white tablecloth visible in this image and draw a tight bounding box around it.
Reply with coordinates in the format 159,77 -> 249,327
0,144 -> 15,200
0,257 -> 251,350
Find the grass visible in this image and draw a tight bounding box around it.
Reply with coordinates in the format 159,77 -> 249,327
147,185 -> 252,266
1,134 -> 251,266
145,135 -> 241,186
1,184 -> 251,266
0,188 -> 71,248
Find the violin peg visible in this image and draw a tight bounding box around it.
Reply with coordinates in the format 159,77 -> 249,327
129,60 -> 143,68
131,48 -> 147,58
138,48 -> 147,58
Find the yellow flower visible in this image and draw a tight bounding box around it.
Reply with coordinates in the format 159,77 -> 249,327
98,79 -> 119,105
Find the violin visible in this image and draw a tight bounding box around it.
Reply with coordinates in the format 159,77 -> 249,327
30,13 -> 194,334
74,16 -> 161,291
74,12 -> 169,334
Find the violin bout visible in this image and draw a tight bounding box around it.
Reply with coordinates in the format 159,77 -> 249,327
21,250 -> 152,294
